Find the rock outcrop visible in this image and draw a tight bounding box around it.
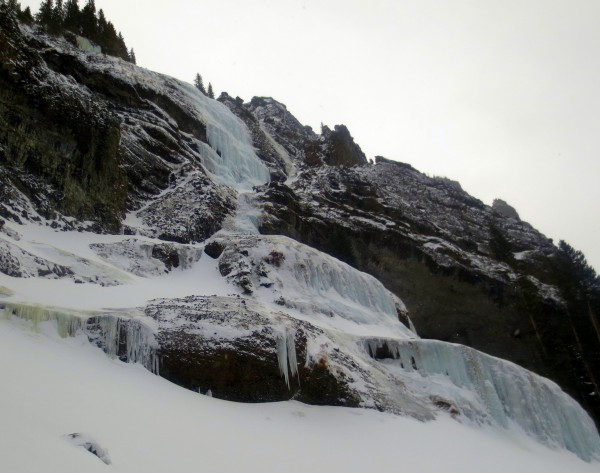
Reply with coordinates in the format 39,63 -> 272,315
493,198 -> 520,220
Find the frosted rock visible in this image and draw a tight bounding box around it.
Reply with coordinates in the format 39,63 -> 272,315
90,239 -> 204,277
64,433 -> 111,465
492,198 -> 520,220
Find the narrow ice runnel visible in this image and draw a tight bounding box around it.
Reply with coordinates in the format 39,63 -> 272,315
218,192 -> 263,235
363,337 -> 600,462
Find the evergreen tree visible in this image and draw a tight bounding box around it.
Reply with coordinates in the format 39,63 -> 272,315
558,240 -> 600,295
207,82 -> 214,99
63,0 -> 81,32
6,0 -> 21,13
51,0 -> 64,31
116,31 -> 128,60
80,0 -> 97,40
18,5 -> 34,24
29,0 -> 133,63
96,8 -> 108,43
194,73 -> 206,94
36,0 -> 54,30
101,20 -> 119,56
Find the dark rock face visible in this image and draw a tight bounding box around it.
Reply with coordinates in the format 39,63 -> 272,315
0,8 -> 234,239
245,96 -> 317,165
203,240 -> 225,259
229,97 -> 366,169
134,173 -> 236,244
145,296 -> 360,406
322,124 -> 367,167
492,198 -> 520,220
0,9 -> 126,231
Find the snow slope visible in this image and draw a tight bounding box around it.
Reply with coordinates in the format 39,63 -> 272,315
0,318 -> 598,473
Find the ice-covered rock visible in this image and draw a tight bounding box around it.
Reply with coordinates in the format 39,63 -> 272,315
0,238 -> 72,279
258,153 -> 600,429
90,239 -> 203,277
214,234 -> 414,338
364,337 -> 600,462
1,7 -> 599,465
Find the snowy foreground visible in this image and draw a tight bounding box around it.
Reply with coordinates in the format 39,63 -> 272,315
0,318 -> 598,473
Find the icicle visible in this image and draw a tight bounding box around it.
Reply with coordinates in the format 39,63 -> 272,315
286,330 -> 299,384
2,303 -> 160,376
277,332 -> 290,389
277,328 -> 299,389
125,319 -> 159,375
97,316 -> 120,359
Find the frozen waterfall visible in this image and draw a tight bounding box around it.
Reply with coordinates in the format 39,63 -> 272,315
246,236 -> 414,337
363,337 -> 600,462
1,303 -> 159,375
180,84 -> 270,191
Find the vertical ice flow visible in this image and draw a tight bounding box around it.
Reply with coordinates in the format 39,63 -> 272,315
182,84 -> 270,191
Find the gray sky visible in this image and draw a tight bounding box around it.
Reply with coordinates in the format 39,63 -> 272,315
21,0 -> 600,271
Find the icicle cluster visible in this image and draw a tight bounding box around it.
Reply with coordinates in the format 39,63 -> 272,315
1,304 -> 159,375
1,304 -> 86,338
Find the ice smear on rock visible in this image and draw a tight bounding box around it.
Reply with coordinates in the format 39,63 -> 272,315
218,235 -> 414,338
1,303 -> 87,338
92,314 -> 159,375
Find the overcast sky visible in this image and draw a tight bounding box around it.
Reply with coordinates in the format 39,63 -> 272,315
21,0 -> 600,271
